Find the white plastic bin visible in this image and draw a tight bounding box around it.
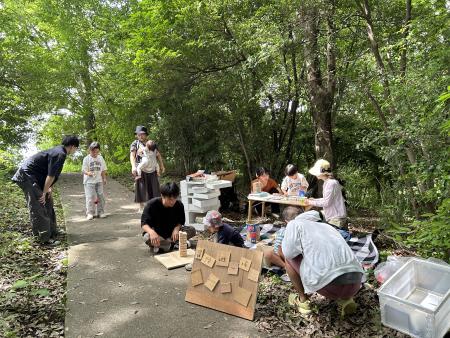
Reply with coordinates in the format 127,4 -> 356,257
377,258 -> 450,338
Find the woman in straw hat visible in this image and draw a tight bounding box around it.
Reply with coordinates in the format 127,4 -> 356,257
304,159 -> 348,229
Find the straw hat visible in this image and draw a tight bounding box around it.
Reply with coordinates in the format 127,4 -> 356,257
308,159 -> 331,177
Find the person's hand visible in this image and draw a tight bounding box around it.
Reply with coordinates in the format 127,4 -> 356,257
156,170 -> 160,177
86,171 -> 95,177
39,192 -> 47,205
171,227 -> 180,242
160,166 -> 166,174
149,229 -> 160,247
103,179 -> 107,185
132,168 -> 137,176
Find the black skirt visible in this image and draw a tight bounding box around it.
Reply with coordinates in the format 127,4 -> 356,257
135,171 -> 160,203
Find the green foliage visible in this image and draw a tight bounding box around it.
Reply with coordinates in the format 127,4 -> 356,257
1,0 -> 449,262
403,199 -> 450,262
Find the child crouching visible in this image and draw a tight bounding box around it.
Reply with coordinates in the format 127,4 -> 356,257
203,210 -> 244,248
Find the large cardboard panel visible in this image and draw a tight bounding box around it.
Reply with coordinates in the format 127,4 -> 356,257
185,240 -> 263,321
154,249 -> 195,269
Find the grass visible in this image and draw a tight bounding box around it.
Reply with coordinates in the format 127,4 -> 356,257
0,171 -> 67,338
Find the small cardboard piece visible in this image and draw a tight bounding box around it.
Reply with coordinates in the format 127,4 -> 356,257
204,273 -> 220,291
154,249 -> 195,269
247,268 -> 260,282
233,287 -> 252,307
216,251 -> 231,267
220,282 -> 232,294
191,270 -> 203,286
227,262 -> 239,275
195,248 -> 205,260
239,257 -> 252,272
201,253 -> 216,268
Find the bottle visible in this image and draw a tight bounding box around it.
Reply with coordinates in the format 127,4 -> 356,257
253,181 -> 261,193
298,190 -> 305,198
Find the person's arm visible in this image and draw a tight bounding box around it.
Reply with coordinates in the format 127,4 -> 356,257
300,175 -> 309,191
308,181 -> 335,208
171,224 -> 181,242
231,228 -> 245,247
82,157 -> 93,177
142,224 -> 160,247
273,179 -> 283,194
101,156 -> 107,184
141,203 -> 161,246
101,170 -> 107,184
39,176 -> 55,204
130,151 -> 137,176
281,177 -> 289,195
156,151 -> 165,174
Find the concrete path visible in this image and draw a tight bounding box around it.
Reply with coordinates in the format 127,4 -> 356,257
60,173 -> 263,338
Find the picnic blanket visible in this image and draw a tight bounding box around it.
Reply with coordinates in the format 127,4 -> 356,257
346,233 -> 379,267
240,223 -> 379,267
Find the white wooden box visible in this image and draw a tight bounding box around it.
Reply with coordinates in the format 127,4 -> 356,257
205,180 -> 232,190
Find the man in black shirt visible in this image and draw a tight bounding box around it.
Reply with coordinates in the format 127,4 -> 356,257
12,135 -> 79,244
141,182 -> 195,253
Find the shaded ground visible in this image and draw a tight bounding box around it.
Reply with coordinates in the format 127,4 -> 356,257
1,170 -> 412,337
60,173 -> 262,338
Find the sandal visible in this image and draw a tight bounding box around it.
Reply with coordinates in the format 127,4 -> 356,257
288,293 -> 312,315
337,298 -> 357,317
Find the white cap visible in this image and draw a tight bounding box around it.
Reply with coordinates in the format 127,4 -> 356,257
308,159 -> 331,177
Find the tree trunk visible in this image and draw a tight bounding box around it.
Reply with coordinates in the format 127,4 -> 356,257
299,2 -> 336,165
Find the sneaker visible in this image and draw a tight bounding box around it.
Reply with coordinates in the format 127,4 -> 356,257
185,263 -> 192,271
98,213 -> 107,219
86,214 -> 94,220
288,293 -> 312,315
337,298 -> 357,317
42,239 -> 61,247
152,247 -> 160,254
280,273 -> 291,282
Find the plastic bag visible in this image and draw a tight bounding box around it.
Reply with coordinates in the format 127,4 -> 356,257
374,256 -> 412,284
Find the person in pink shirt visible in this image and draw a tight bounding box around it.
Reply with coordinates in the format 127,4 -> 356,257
304,159 -> 348,229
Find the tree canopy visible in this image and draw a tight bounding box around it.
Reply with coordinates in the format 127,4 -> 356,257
1,0 -> 449,257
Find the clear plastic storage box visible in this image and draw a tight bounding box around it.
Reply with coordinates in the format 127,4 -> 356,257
378,258 -> 450,338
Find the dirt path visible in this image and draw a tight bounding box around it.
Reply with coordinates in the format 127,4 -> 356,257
59,173 -> 262,338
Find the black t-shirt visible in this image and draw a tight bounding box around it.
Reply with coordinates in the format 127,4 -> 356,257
218,223 -> 244,247
19,145 -> 67,189
141,197 -> 185,239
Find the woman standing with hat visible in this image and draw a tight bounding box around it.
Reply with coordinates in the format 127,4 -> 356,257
304,159 -> 348,229
130,126 -> 166,211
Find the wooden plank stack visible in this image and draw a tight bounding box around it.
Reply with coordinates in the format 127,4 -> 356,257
179,231 -> 187,257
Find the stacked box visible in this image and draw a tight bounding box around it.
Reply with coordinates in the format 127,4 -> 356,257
180,179 -> 232,231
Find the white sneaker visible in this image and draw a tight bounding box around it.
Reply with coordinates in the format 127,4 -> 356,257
86,214 -> 94,220
98,213 -> 107,219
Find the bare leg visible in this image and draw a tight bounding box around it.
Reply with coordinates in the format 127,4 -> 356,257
285,259 -> 308,302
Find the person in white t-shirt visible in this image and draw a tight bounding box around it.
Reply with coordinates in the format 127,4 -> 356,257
82,142 -> 107,220
135,140 -> 160,181
281,164 -> 309,196
304,159 -> 347,228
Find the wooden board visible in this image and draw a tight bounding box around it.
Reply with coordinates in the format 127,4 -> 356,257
154,249 -> 195,269
185,240 -> 263,321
